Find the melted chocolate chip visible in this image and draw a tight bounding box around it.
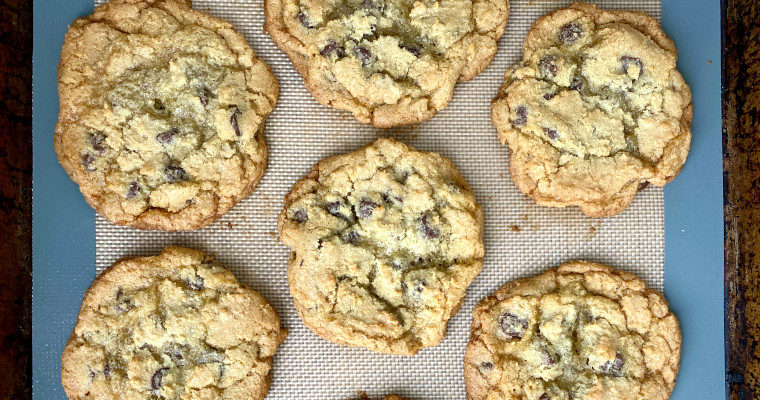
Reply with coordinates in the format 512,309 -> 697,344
89,132 -> 106,153
82,153 -> 96,171
115,289 -> 133,313
320,39 -> 345,58
544,127 -> 559,140
357,199 -> 378,218
151,367 -> 168,390
185,275 -> 204,291
559,22 -> 583,44
399,43 -> 421,57
343,231 -> 359,245
103,364 -> 111,378
297,11 -> 314,28
637,181 -> 650,192
541,350 -> 558,366
599,353 -> 624,376
513,105 -> 528,127
420,214 -> 439,239
293,209 -> 308,223
230,108 -> 242,136
570,77 -> 584,91
480,361 -> 494,371
540,394 -> 551,400
126,182 -> 141,199
540,56 -> 558,77
362,0 -> 383,12
326,201 -> 349,219
199,87 -> 213,107
499,312 -> 528,339
543,92 -> 557,100
164,164 -> 187,183
156,128 -> 178,145
621,56 -> 644,77
354,46 -> 372,66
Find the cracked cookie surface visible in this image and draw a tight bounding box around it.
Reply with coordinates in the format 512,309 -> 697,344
55,0 -> 278,230
464,261 -> 681,400
265,0 -> 509,127
278,138 -> 483,355
61,247 -> 286,400
491,3 -> 692,217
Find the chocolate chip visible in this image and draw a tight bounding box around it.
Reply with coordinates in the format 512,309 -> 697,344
480,362 -> 494,371
115,288 -> 133,313
599,353 -> 624,376
570,77 -> 584,91
413,279 -> 426,292
420,214 -> 439,239
103,364 -> 111,378
499,312 -> 528,339
544,127 -> 559,140
539,56 -> 558,77
637,181 -> 650,191
151,367 -> 168,390
156,128 -> 178,145
559,22 -> 583,44
621,56 -> 644,77
81,153 -> 96,171
153,99 -> 166,111
541,350 -> 557,366
89,132 -> 106,153
297,11 -> 314,28
185,275 -> 204,291
540,394 -> 551,400
230,108 -> 242,136
357,199 -> 378,218
343,231 -> 359,245
126,182 -> 141,199
399,43 -> 421,57
293,209 -> 308,223
164,164 -> 187,183
354,46 -> 372,66
199,87 -> 213,107
326,201 -> 350,219
513,105 -> 528,127
543,92 -> 556,100
362,0 -> 383,12
320,39 -> 345,58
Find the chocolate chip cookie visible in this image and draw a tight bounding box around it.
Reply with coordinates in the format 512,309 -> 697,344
265,0 -> 509,127
491,3 -> 692,217
61,247 -> 287,400
279,138 -> 484,355
55,0 -> 278,230
464,261 -> 681,400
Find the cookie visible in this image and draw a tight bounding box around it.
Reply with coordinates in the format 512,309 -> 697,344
491,3 -> 692,217
278,138 -> 483,355
61,247 -> 287,400
55,0 -> 278,230
464,261 -> 681,400
265,0 -> 509,127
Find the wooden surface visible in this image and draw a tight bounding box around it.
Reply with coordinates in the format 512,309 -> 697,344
0,0 -> 32,398
724,0 -> 760,399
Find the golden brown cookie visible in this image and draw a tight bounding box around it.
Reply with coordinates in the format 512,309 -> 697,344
265,0 -> 509,127
464,261 -> 681,400
279,138 -> 484,354
492,3 -> 692,217
55,0 -> 278,230
61,247 -> 286,400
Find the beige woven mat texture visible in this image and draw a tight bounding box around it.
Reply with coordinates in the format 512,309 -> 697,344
95,0 -> 663,398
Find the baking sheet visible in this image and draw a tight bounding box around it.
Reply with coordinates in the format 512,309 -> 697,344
94,0 -> 663,398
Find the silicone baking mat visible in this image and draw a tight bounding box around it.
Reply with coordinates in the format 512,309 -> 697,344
94,0 -> 663,398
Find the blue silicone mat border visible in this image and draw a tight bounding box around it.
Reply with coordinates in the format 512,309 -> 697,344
32,0 -> 724,398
